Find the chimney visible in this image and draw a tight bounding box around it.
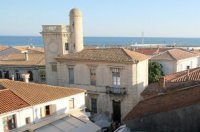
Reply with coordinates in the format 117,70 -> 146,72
11,75 -> 15,81
159,77 -> 165,88
24,52 -> 28,61
22,73 -> 30,83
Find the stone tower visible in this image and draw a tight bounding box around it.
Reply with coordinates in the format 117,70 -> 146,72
69,8 -> 84,53
41,8 -> 83,85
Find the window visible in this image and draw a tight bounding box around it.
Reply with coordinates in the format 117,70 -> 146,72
65,43 -> 69,50
3,114 -> 17,131
39,70 -> 46,82
187,66 -> 190,70
15,70 -> 20,81
91,98 -> 97,113
45,105 -> 50,116
27,71 -> 33,81
112,71 -> 120,87
90,68 -> 96,85
68,67 -> 74,84
69,98 -> 74,109
25,117 -> 31,124
51,64 -> 57,72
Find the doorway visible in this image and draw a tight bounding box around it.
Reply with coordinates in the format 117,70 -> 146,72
112,100 -> 121,122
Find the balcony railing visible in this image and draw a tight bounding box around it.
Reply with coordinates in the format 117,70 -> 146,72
105,86 -> 127,95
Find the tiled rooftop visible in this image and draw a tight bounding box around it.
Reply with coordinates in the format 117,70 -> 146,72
134,48 -> 170,56
0,90 -> 29,114
124,82 -> 200,121
151,48 -> 198,61
56,48 -> 149,63
142,67 -> 200,98
0,53 -> 45,66
0,79 -> 85,114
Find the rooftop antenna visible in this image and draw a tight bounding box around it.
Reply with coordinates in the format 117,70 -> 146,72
141,32 -> 144,44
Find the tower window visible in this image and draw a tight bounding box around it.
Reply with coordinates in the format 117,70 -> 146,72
65,43 -> 69,50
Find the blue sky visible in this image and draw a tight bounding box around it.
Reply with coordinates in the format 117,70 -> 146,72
0,0 -> 200,37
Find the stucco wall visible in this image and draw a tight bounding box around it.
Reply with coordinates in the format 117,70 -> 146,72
152,56 -> 199,75
57,60 -> 148,120
125,103 -> 200,132
177,57 -> 199,72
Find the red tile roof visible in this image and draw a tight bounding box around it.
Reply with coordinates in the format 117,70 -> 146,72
134,48 -> 170,55
142,67 -> 200,98
0,90 -> 29,114
0,53 -> 45,66
124,83 -> 200,121
151,48 -> 198,61
56,48 -> 149,64
0,79 -> 85,114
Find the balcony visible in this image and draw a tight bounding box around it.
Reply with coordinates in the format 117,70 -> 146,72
105,86 -> 127,95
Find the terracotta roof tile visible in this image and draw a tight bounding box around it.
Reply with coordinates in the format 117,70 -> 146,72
0,89 -> 29,114
56,48 -> 148,63
0,53 -> 45,66
134,48 -> 170,55
151,48 -> 198,60
124,83 -> 200,121
0,79 -> 85,105
0,46 -> 9,52
142,67 -> 200,98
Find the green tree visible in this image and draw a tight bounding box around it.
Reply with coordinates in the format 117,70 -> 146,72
149,61 -> 164,83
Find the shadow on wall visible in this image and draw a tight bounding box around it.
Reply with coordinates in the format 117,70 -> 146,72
125,103 -> 200,132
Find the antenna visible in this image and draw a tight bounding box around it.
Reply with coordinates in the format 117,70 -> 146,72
141,32 -> 144,44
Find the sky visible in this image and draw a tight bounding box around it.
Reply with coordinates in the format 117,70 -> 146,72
0,0 -> 200,37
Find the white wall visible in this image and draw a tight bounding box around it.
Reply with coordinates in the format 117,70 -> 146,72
0,93 -> 85,132
0,107 -> 33,132
177,57 -> 198,72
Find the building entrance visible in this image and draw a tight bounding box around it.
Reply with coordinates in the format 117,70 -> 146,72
112,100 -> 121,122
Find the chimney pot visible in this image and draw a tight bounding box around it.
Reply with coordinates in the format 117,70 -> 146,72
159,77 -> 165,88
22,73 -> 30,83
11,75 -> 14,81
25,52 -> 28,61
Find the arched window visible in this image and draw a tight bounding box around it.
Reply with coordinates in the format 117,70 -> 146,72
4,71 -> 9,79
27,71 -> 33,81
15,70 -> 20,81
0,71 -> 2,78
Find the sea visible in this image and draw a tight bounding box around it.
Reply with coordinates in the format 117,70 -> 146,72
1,36 -> 200,47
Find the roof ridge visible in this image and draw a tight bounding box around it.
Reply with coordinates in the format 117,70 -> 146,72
8,88 -> 32,105
166,50 -> 177,60
170,67 -> 200,82
141,82 -> 200,101
121,48 -> 134,61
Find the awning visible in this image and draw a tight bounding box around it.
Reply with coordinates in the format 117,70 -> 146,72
35,112 -> 100,132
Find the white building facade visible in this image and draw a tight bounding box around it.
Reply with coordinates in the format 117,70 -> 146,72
0,80 -> 100,132
41,8 -> 149,121
151,49 -> 199,75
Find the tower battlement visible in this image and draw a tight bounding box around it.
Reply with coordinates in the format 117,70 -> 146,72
42,25 -> 70,33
